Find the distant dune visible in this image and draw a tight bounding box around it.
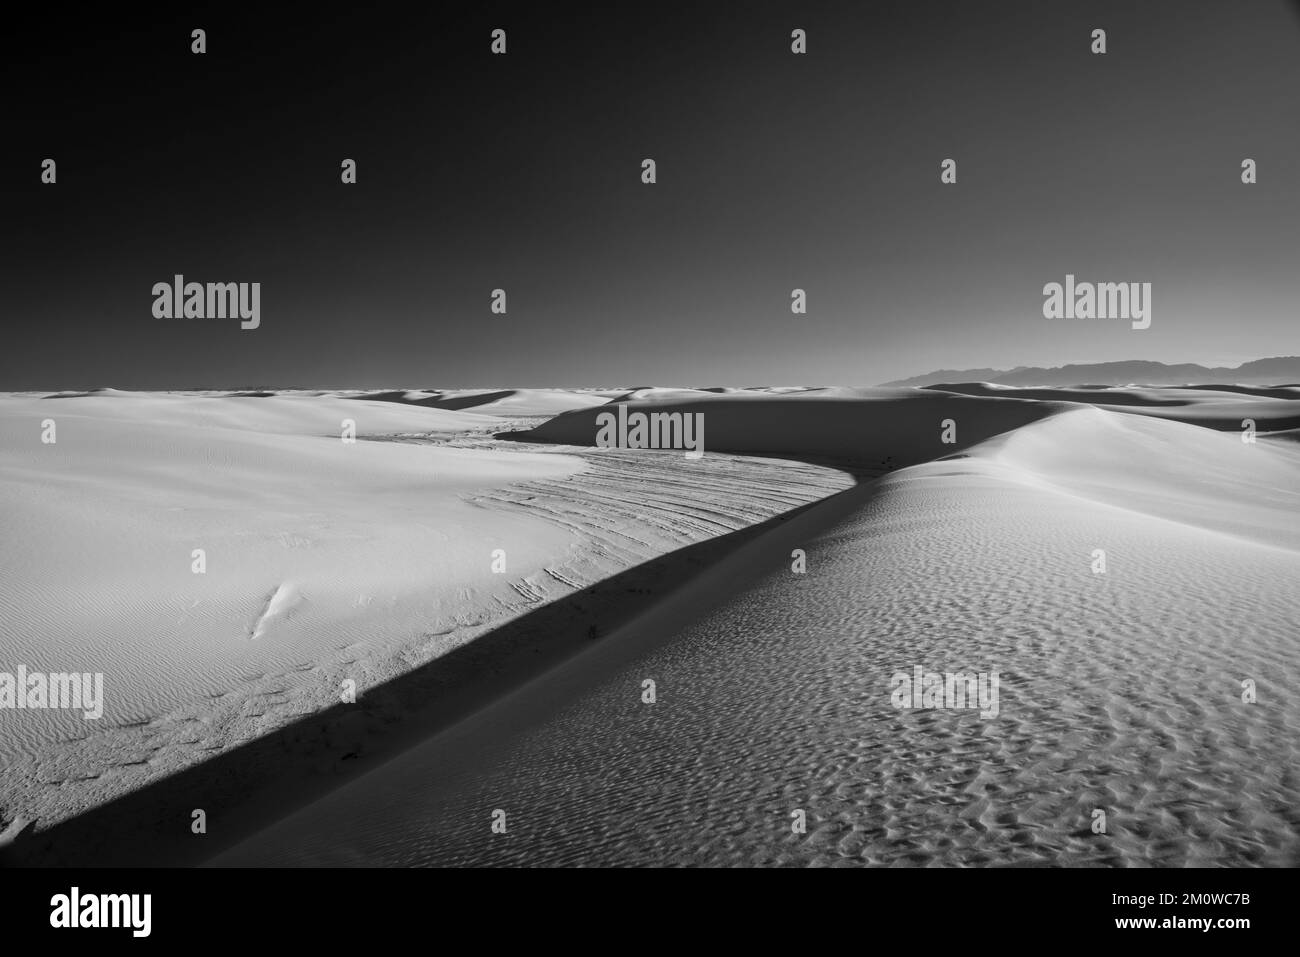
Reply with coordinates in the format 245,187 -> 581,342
345,388 -> 611,417
921,383 -> 1300,434
515,389 -> 1068,467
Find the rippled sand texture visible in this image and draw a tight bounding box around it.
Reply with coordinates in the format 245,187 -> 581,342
0,390 -> 851,845
215,407 -> 1300,867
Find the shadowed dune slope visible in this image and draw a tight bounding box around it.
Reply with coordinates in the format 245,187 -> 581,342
345,388 -> 611,417
513,390 -> 1073,467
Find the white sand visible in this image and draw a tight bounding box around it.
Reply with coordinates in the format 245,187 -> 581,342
212,400 -> 1300,867
5,384 -> 1298,866
925,382 -> 1300,435
519,388 -> 1071,467
0,393 -> 584,828
424,389 -> 612,416
0,390 -> 851,847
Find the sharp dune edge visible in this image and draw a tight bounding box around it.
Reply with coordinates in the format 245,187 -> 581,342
0,388 -> 853,859
2,384 -> 1298,866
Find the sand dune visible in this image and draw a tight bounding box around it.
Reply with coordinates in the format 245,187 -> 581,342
5,385 -> 1297,867
516,389 -> 1069,467
924,382 -> 1300,434
347,388 -> 612,417
213,404 -> 1300,867
0,392 -> 586,832
0,390 -> 851,850
22,389 -> 505,435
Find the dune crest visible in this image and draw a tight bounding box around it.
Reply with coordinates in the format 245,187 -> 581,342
214,396 -> 1300,868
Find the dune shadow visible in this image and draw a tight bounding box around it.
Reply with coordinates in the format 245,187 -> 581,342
491,428 -> 893,475
0,486 -> 867,868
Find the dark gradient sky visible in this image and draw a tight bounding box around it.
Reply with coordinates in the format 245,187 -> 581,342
4,1 -> 1298,389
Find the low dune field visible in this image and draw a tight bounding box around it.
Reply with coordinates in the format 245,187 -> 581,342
3,383 -> 1298,866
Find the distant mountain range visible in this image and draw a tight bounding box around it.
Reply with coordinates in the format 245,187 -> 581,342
879,357 -> 1300,388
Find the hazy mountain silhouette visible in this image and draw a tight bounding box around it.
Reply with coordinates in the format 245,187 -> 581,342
879,357 -> 1300,388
